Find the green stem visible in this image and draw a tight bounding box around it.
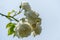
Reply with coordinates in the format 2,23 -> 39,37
0,13 -> 19,22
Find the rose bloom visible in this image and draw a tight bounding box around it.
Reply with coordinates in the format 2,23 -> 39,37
32,23 -> 42,37
14,20 -> 32,38
20,1 -> 31,11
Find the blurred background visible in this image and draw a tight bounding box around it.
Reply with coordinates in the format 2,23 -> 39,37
0,0 -> 60,40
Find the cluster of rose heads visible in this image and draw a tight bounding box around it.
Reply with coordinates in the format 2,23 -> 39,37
14,1 -> 42,38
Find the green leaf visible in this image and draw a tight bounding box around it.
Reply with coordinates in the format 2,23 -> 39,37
6,22 -> 15,28
11,10 -> 15,13
7,22 -> 15,35
8,12 -> 11,16
7,12 -> 12,20
6,22 -> 12,28
8,10 -> 15,16
8,27 -> 15,35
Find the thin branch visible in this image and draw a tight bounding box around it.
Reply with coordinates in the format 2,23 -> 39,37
13,11 -> 20,17
0,13 -> 19,22
13,9 -> 22,17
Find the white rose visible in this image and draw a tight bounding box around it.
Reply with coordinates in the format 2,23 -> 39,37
20,2 -> 31,11
32,22 -> 42,36
14,20 -> 32,38
24,10 -> 39,25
